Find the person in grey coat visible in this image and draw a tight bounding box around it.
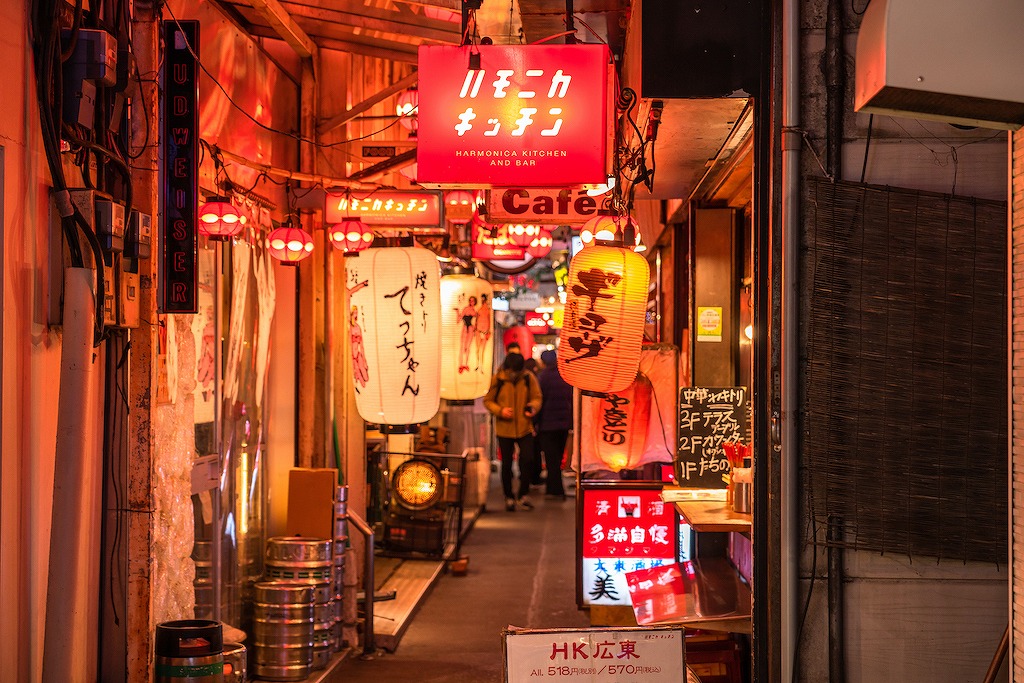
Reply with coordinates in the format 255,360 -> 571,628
534,349 -> 573,499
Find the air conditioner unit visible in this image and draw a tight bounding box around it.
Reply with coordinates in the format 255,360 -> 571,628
854,0 -> 1024,130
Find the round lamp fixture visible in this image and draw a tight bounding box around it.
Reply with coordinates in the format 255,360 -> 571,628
525,228 -> 554,258
396,87 -> 418,133
444,190 -> 478,225
506,222 -> 543,247
267,223 -> 314,265
392,459 -> 442,511
198,197 -> 246,241
328,218 -> 374,254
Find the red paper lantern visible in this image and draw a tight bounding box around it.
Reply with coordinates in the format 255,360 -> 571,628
502,325 -> 535,357
558,243 -> 649,394
444,190 -> 478,225
584,372 -> 653,471
525,228 -> 553,258
579,213 -> 640,249
396,87 -> 418,133
328,218 -> 374,254
198,197 -> 246,241
267,224 -> 314,265
506,222 -> 543,247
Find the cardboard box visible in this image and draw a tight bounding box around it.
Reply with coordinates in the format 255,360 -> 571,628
285,468 -> 339,540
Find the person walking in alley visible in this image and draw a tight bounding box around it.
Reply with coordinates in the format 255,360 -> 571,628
535,349 -> 572,500
484,352 -> 542,511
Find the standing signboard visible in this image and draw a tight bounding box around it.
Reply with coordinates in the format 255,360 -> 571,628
416,44 -> 612,188
504,626 -> 686,683
675,387 -> 747,488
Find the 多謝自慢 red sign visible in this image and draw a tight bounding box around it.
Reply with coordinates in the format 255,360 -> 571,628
582,488 -> 676,560
416,44 -> 612,188
324,189 -> 442,227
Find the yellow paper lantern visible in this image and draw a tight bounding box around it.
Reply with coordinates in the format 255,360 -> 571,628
558,244 -> 649,394
347,245 -> 441,425
440,273 -> 494,402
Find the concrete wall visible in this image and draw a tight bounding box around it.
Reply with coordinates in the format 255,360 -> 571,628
797,2 -> 1008,681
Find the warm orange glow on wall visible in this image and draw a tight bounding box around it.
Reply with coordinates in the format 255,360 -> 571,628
558,244 -> 650,394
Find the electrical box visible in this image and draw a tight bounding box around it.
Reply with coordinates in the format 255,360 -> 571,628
127,209 -> 152,261
62,28 -> 117,127
118,267 -> 140,328
95,196 -> 125,254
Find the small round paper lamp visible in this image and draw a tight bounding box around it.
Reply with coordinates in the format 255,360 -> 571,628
347,245 -> 441,425
579,214 -> 640,249
558,244 -> 650,394
198,197 -> 246,241
506,223 -> 543,247
526,229 -> 553,258
584,372 -> 653,471
267,224 -> 314,265
396,87 -> 418,133
440,274 -> 494,402
502,325 -> 535,357
328,218 -> 374,254
444,190 -> 478,225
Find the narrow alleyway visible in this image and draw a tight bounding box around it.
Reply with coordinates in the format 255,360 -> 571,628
328,471 -> 589,682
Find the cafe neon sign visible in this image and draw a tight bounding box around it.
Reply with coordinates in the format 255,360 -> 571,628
416,44 -> 613,188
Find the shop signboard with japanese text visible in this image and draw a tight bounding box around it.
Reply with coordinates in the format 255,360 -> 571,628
416,44 -> 613,188
471,220 -> 525,260
675,387 -> 747,488
580,486 -> 677,606
504,626 -> 685,683
324,189 -> 442,228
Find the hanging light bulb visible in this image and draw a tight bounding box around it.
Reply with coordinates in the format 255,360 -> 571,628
198,196 -> 247,241
396,87 -> 418,134
328,217 -> 374,254
267,220 -> 314,265
444,190 -> 478,225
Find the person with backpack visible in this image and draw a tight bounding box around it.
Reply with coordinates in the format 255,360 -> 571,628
484,352 -> 543,511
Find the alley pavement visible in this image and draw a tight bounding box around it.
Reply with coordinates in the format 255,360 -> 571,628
328,471 -> 588,683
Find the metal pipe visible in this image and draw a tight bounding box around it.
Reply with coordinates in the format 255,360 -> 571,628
781,0 -> 801,679
827,516 -> 845,683
44,267 -> 102,682
346,510 -> 377,657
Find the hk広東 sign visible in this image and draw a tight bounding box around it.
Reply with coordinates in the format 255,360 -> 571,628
416,44 -> 613,188
324,189 -> 442,228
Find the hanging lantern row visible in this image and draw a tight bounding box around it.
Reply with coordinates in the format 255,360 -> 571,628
198,196 -> 247,241
328,217 -> 375,254
267,221 -> 315,265
507,222 -> 544,247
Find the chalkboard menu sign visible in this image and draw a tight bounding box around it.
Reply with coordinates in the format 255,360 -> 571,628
675,387 -> 747,488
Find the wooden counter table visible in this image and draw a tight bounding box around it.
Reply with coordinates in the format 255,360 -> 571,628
672,500 -> 752,534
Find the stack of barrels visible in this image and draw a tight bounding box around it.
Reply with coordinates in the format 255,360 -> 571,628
251,581 -> 314,681
332,486 -> 349,651
258,537 -> 336,677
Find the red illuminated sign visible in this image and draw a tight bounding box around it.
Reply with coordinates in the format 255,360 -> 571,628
324,190 -> 442,227
524,312 -> 550,335
487,188 -> 603,224
417,44 -> 612,188
582,489 -> 676,560
471,221 -> 525,260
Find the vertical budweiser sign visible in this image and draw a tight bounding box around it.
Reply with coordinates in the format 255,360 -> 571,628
416,44 -> 612,188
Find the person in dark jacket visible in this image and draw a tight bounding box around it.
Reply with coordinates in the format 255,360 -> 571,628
534,349 -> 573,499
483,352 -> 543,511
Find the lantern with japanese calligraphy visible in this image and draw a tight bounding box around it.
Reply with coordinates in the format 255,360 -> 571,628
347,245 -> 441,425
439,273 -> 494,402
582,372 -> 653,471
558,243 -> 649,394
502,325 -> 535,357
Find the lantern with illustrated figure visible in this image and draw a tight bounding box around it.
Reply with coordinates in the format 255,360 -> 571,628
440,273 -> 494,402
582,372 -> 653,471
198,197 -> 246,241
347,245 -> 441,425
558,243 -> 649,394
502,325 -> 535,358
267,222 -> 314,265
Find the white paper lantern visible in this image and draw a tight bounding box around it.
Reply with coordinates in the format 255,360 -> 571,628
440,274 -> 494,402
347,246 -> 441,425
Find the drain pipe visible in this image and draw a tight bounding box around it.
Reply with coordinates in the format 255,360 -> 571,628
347,510 -> 377,657
43,268 -> 102,681
781,0 -> 801,680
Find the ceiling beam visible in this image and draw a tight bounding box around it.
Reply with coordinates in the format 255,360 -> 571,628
348,149 -> 418,182
280,1 -> 461,42
249,0 -> 319,61
245,26 -> 419,63
392,0 -> 462,11
319,71 -> 419,136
